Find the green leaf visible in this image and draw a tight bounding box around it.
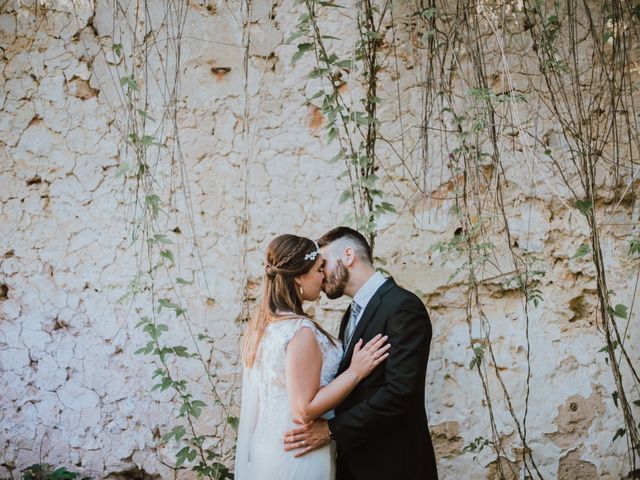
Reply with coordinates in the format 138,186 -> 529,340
633,400 -> 640,407
612,428 -> 626,442
354,111 -> 371,126
135,316 -> 151,328
339,189 -> 352,204
608,304 -> 628,319
285,30 -> 306,44
335,59 -> 354,69
379,201 -> 396,213
162,425 -> 186,443
571,243 -> 591,259
145,194 -> 161,215
630,238 -> 640,256
363,30 -> 381,39
613,391 -> 619,408
327,127 -> 337,143
292,43 -> 313,64
120,75 -> 137,92
140,135 -> 160,146
176,446 -> 190,467
160,249 -> 175,264
173,345 -> 189,357
306,90 -> 325,103
420,7 -> 437,20
137,109 -> 155,122
328,151 -> 344,164
574,199 -> 592,216
176,277 -> 192,285
227,415 -> 239,432
318,1 -> 345,7
155,233 -> 173,244
308,67 -> 330,79
158,298 -> 180,310
112,43 -> 123,57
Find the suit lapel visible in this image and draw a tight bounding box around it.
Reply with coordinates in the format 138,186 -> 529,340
338,277 -> 396,372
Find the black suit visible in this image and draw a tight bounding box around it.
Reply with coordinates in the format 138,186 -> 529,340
328,277 -> 438,480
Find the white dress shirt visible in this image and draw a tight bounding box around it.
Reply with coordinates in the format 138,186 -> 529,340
350,271 -> 387,328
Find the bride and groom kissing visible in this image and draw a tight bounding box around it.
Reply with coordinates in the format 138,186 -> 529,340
235,227 -> 439,479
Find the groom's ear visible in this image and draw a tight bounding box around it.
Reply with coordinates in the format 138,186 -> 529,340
343,246 -> 355,266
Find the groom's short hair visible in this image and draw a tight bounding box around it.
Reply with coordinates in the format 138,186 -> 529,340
317,226 -> 373,265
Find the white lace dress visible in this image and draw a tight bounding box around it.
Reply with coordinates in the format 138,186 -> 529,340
235,318 -> 342,480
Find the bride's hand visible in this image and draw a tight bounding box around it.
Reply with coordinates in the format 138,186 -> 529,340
347,334 -> 390,382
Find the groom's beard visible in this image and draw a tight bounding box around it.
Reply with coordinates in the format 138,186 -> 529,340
323,260 -> 349,299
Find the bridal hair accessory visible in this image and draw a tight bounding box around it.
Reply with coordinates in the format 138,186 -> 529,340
304,241 -> 320,261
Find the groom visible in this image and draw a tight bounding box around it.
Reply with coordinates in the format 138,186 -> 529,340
284,227 -> 438,479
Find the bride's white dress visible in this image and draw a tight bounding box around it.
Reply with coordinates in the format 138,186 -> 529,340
235,318 -> 342,479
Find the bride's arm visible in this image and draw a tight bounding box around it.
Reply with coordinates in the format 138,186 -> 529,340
286,328 -> 389,424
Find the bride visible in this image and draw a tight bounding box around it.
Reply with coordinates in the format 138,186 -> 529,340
234,234 -> 389,479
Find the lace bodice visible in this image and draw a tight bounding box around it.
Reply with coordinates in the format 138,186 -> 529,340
256,318 -> 342,418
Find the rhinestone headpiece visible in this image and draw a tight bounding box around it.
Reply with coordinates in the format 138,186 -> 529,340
304,241 -> 321,261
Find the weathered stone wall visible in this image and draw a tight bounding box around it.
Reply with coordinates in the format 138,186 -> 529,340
1,0 -> 638,479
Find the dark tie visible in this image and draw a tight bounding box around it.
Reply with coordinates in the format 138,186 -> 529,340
344,300 -> 362,350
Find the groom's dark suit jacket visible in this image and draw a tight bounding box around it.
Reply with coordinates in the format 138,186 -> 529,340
328,277 -> 438,480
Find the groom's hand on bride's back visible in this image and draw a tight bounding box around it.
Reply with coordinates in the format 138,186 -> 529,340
283,419 -> 330,457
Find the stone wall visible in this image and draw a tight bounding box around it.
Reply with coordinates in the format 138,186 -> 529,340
1,0 -> 639,478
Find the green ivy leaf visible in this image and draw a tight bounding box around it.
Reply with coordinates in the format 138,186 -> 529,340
227,415 -> 239,432
308,67 -> 330,79
160,249 -> 175,264
363,30 -> 381,39
571,243 -> 591,259
135,316 -> 151,328
328,151 -> 343,164
162,425 -> 186,443
292,43 -> 313,63
173,346 -> 189,357
339,189 -> 352,204
144,195 -> 161,215
608,304 -> 628,319
573,199 -> 592,216
140,135 -> 160,147
285,30 -> 306,44
137,109 -> 155,122
158,298 -> 180,310
175,446 -> 191,467
327,127 -> 337,143
335,59 -> 354,69
120,75 -> 137,92
612,428 -> 626,443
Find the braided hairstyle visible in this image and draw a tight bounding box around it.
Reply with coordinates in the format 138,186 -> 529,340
243,234 -> 336,368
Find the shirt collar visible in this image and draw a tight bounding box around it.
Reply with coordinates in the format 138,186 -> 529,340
353,271 -> 387,311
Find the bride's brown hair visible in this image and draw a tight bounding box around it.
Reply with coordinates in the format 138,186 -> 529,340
242,234 -> 336,368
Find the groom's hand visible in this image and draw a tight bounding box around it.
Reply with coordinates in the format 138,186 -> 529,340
283,419 -> 331,457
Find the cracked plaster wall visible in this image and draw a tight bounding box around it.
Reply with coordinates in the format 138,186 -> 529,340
1,0 -> 639,479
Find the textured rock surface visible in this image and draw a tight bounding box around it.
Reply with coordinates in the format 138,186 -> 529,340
1,0 -> 638,479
